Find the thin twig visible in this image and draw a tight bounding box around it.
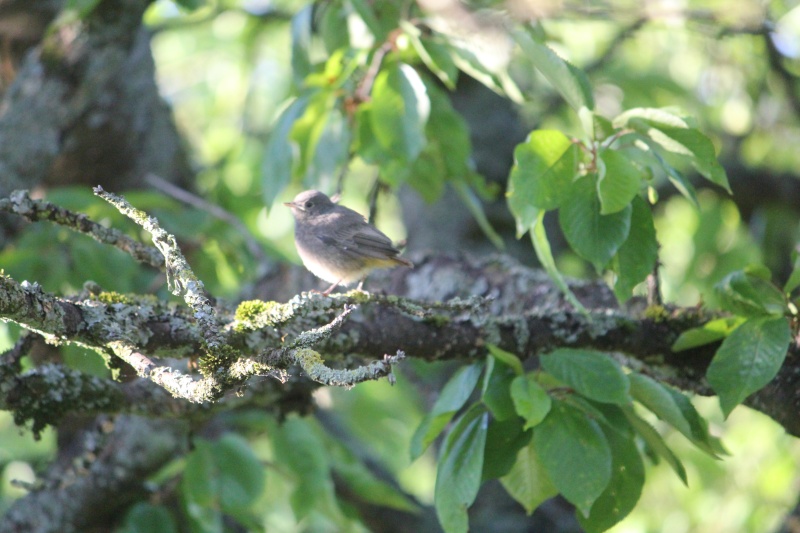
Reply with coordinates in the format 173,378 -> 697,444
367,176 -> 381,225
93,186 -> 226,353
0,190 -> 164,270
144,173 -> 267,266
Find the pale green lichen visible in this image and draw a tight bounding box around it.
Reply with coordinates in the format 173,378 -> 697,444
234,300 -> 296,330
292,347 -> 402,387
96,291 -> 158,307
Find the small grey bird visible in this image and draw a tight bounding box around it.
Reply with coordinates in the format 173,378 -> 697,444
284,190 -> 413,295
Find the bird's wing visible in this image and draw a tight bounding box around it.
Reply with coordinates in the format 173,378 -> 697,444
320,216 -> 403,261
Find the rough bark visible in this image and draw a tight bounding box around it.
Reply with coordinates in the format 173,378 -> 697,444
0,0 -> 191,197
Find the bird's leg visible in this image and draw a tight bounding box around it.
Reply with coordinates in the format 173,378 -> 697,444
355,278 -> 371,293
321,280 -> 342,296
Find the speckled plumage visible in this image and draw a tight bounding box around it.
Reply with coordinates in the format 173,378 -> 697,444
284,190 -> 413,294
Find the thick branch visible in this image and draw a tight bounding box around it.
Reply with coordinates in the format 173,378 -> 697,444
0,415 -> 188,533
1,202 -> 799,435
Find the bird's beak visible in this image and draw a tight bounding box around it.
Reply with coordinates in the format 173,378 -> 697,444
283,201 -> 297,208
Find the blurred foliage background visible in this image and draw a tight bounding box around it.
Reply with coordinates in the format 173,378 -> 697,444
2,0 -> 800,531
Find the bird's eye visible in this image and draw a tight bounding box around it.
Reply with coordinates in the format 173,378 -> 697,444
304,201 -> 313,208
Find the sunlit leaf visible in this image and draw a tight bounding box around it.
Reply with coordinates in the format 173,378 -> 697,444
486,345 -> 524,376
614,108 -> 730,192
507,130 -> 578,227
371,63 -> 430,162
597,149 -> 642,214
672,317 -> 745,351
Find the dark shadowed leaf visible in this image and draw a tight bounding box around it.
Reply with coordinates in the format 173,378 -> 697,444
435,404 -> 489,533
707,316 -> 791,418
534,400 -> 612,516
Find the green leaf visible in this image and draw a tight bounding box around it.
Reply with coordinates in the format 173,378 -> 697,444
262,96 -> 310,208
65,0 -> 102,17
672,317 -> 745,351
784,248 -> 800,293
654,151 -> 699,207
120,503 -> 178,533
330,445 -> 419,513
507,130 -> 578,223
540,349 -> 631,405
214,434 -> 265,513
714,270 -> 787,317
663,383 -> 727,456
319,2 -> 350,54
305,104 -> 350,186
597,149 -> 642,214
348,0 -> 384,39
406,151 -> 445,202
486,345 -> 524,375
500,442 -> 558,515
623,407 -> 687,485
181,435 -> 265,530
173,0 -> 205,10
401,22 -> 458,89
529,210 -> 589,314
629,373 -> 691,435
534,401 -> 612,516
425,81 -> 472,179
512,29 -> 594,112
448,45 -> 521,102
613,108 -> 730,192
289,90 -> 351,190
482,355 -> 518,421
410,363 -> 484,460
182,440 -> 219,507
707,316 -> 791,418
593,113 -> 616,141
452,178 -> 505,249
629,373 -> 723,457
371,63 -> 430,162
405,80 -> 471,202
510,374 -> 552,430
482,418 -> 531,481
612,196 -> 658,301
577,425 -> 644,533
290,5 -> 314,85
435,404 -> 489,533
559,176 -> 632,271
270,416 -> 334,519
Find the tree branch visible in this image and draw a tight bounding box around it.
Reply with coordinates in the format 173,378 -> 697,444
0,190 -> 164,269
0,415 -> 188,533
1,190 -> 799,438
